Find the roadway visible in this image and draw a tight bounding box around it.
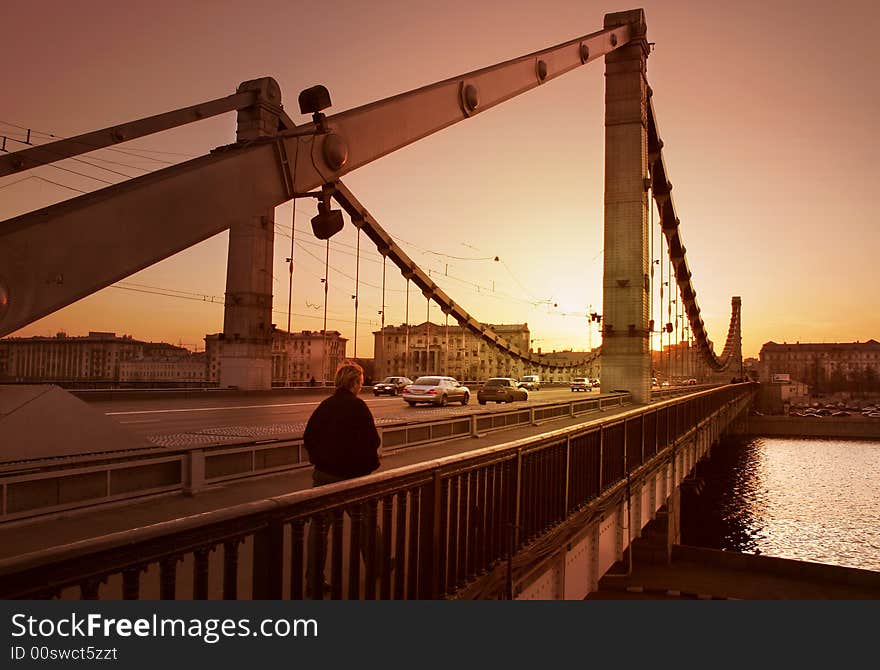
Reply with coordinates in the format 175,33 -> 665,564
87,386 -> 594,448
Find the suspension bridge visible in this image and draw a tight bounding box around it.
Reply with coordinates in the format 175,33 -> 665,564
0,8 -> 758,600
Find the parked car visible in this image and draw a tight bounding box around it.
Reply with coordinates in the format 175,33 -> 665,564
402,376 -> 470,406
478,377 -> 529,404
570,377 -> 591,392
520,375 -> 541,391
373,376 -> 413,396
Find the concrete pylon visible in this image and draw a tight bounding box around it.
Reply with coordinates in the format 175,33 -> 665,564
601,9 -> 651,403
219,78 -> 282,390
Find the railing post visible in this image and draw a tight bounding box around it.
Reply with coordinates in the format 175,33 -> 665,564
418,471 -> 443,598
252,518 -> 284,599
184,449 -> 205,496
563,435 -> 572,515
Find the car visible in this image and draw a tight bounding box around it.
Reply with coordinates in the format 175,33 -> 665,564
372,376 -> 413,396
685,378 -> 697,385
478,377 -> 529,404
570,377 -> 591,392
402,376 -> 470,406
520,375 -> 541,391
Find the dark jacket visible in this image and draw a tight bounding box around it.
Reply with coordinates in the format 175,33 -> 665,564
304,388 -> 381,478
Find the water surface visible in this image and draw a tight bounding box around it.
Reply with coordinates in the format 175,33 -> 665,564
681,437 -> 880,572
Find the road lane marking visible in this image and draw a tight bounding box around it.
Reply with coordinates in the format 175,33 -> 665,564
106,401 -> 322,415
106,396 -> 396,416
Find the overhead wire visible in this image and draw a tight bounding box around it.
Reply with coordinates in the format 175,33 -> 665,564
4,123 -> 590,365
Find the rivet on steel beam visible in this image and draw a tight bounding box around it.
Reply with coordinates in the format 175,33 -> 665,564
610,34 -> 618,47
112,129 -> 126,142
536,60 -> 548,82
460,83 -> 479,116
322,133 -> 349,171
580,43 -> 590,63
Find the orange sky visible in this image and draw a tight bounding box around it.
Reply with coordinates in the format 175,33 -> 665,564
2,0 -> 878,359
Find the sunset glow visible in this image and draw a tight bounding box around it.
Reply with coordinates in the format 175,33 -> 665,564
2,0 -> 878,358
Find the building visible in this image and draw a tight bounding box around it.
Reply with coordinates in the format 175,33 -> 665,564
119,352 -> 207,383
271,329 -> 347,385
758,340 -> 880,392
373,322 -> 528,381
0,331 -> 201,385
205,329 -> 348,386
652,339 -> 705,382
533,349 -> 598,382
372,322 -> 593,382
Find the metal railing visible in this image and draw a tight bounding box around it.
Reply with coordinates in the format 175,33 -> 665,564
0,384 -> 757,599
0,393 -> 631,523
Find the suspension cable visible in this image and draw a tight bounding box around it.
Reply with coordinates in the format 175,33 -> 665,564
405,278 -> 410,379
322,239 -> 330,384
380,255 -> 386,377
353,226 -> 360,358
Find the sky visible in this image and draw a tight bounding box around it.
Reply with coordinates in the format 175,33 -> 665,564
1,0 -> 878,360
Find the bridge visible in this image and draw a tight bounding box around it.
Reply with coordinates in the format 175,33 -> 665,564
0,8 -> 759,599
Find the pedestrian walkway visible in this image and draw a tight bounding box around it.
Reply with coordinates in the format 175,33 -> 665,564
0,404 -> 632,560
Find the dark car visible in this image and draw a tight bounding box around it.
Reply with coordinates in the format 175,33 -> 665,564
478,377 -> 529,405
373,376 -> 413,396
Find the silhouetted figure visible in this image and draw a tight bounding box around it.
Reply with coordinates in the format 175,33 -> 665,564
303,361 -> 383,596
309,375 -> 316,387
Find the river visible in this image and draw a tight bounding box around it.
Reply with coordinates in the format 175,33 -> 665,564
680,436 -> 880,572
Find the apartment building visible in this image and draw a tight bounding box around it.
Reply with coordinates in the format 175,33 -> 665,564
0,331 -> 196,384
205,329 -> 347,386
758,340 -> 880,389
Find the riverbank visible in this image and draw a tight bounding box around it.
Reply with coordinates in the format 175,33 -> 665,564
747,415 -> 880,439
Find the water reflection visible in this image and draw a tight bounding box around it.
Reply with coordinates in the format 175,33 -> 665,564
681,437 -> 880,572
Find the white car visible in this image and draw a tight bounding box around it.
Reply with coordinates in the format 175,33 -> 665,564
570,378 -> 591,392
520,375 -> 541,391
403,376 -> 470,406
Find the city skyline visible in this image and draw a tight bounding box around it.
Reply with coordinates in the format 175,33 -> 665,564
2,0 -> 879,360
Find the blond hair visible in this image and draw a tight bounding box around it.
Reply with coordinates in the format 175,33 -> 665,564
335,361 -> 364,392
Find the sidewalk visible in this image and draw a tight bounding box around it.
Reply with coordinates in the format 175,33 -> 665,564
0,405 -> 631,560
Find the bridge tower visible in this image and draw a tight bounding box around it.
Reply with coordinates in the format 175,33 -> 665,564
218,78 -> 281,390
601,9 -> 651,403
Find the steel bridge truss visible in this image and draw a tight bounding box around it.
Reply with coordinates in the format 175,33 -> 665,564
0,8 -> 738,379
647,96 -> 741,372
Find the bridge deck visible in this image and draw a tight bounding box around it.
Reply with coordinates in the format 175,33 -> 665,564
0,402 -> 635,561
